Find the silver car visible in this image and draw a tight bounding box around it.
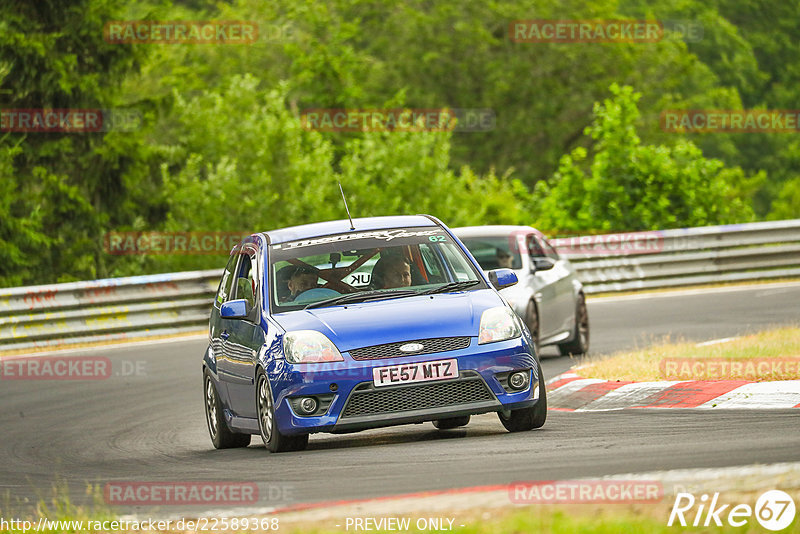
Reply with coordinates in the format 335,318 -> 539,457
453,226 -> 589,356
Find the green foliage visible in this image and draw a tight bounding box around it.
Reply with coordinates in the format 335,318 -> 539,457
768,177 -> 800,220
152,75 -> 530,272
0,0 -> 164,284
620,0 -> 800,217
0,139 -> 49,287
263,0 -> 743,185
533,84 -> 759,233
2,0 -> 798,287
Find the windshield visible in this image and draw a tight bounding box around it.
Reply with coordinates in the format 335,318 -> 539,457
269,226 -> 486,312
458,236 -> 523,271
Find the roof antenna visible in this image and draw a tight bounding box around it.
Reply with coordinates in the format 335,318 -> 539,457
339,182 -> 355,230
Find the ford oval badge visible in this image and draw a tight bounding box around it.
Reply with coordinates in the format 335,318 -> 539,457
399,343 -> 424,353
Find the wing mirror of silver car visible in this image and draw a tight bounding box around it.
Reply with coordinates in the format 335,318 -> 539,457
530,257 -> 556,273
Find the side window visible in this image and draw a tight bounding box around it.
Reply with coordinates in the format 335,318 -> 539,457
233,253 -> 257,309
215,254 -> 238,306
526,234 -> 545,257
539,237 -> 560,260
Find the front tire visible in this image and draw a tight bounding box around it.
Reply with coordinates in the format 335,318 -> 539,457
204,371 -> 251,449
433,416 -> 470,429
499,363 -> 547,432
256,370 -> 309,453
558,294 -> 589,356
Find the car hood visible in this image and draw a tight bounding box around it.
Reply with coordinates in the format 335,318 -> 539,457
272,289 -> 504,352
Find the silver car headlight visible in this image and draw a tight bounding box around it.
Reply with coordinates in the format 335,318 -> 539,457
478,306 -> 521,344
283,330 -> 344,363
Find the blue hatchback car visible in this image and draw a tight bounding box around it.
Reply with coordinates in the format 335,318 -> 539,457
203,215 -> 546,452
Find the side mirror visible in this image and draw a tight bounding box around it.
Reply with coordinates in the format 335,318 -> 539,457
530,257 -> 556,273
220,299 -> 251,319
487,269 -> 518,290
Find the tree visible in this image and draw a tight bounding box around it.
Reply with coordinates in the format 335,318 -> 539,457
768,178 -> 800,220
151,74 -> 529,273
0,0 -> 160,284
532,84 -> 759,233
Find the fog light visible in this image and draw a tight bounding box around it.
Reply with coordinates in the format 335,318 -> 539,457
298,397 -> 318,414
509,371 -> 529,390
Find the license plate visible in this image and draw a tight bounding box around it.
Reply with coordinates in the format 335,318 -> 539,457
372,358 -> 458,387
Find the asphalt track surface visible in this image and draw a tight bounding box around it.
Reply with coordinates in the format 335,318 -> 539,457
1,283 -> 799,516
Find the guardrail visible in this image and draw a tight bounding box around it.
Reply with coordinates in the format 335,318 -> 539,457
1,219 -> 798,353
552,219 -> 800,293
0,271 -> 220,353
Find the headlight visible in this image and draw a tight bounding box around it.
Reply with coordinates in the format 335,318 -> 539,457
283,330 -> 344,364
478,306 -> 521,344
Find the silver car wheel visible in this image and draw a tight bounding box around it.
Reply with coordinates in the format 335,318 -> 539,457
577,298 -> 589,348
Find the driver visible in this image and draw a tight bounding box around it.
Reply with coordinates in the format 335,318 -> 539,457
288,266 -> 319,299
496,248 -> 513,269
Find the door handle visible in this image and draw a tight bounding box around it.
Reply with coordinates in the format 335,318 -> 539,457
220,331 -> 230,340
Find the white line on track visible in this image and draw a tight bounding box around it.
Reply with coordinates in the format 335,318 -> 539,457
588,280 -> 800,303
695,337 -> 738,347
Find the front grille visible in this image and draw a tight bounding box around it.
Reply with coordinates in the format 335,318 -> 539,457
340,373 -> 494,418
349,337 -> 471,361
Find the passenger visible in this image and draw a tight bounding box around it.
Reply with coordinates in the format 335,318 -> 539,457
372,255 -> 412,289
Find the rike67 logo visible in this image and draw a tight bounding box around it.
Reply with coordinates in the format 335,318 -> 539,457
669,490 -> 796,531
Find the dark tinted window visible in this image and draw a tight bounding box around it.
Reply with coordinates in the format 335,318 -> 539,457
459,236 -> 522,270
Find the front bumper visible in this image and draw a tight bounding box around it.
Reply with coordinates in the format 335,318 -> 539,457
269,337 -> 539,435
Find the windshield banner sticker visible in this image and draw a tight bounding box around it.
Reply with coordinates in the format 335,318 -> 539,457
278,229 -> 445,250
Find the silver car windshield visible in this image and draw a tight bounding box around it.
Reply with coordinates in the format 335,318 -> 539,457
269,227 -> 485,311
458,236 -> 523,271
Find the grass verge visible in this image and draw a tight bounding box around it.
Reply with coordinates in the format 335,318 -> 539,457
3,483 -> 799,533
575,325 -> 800,382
